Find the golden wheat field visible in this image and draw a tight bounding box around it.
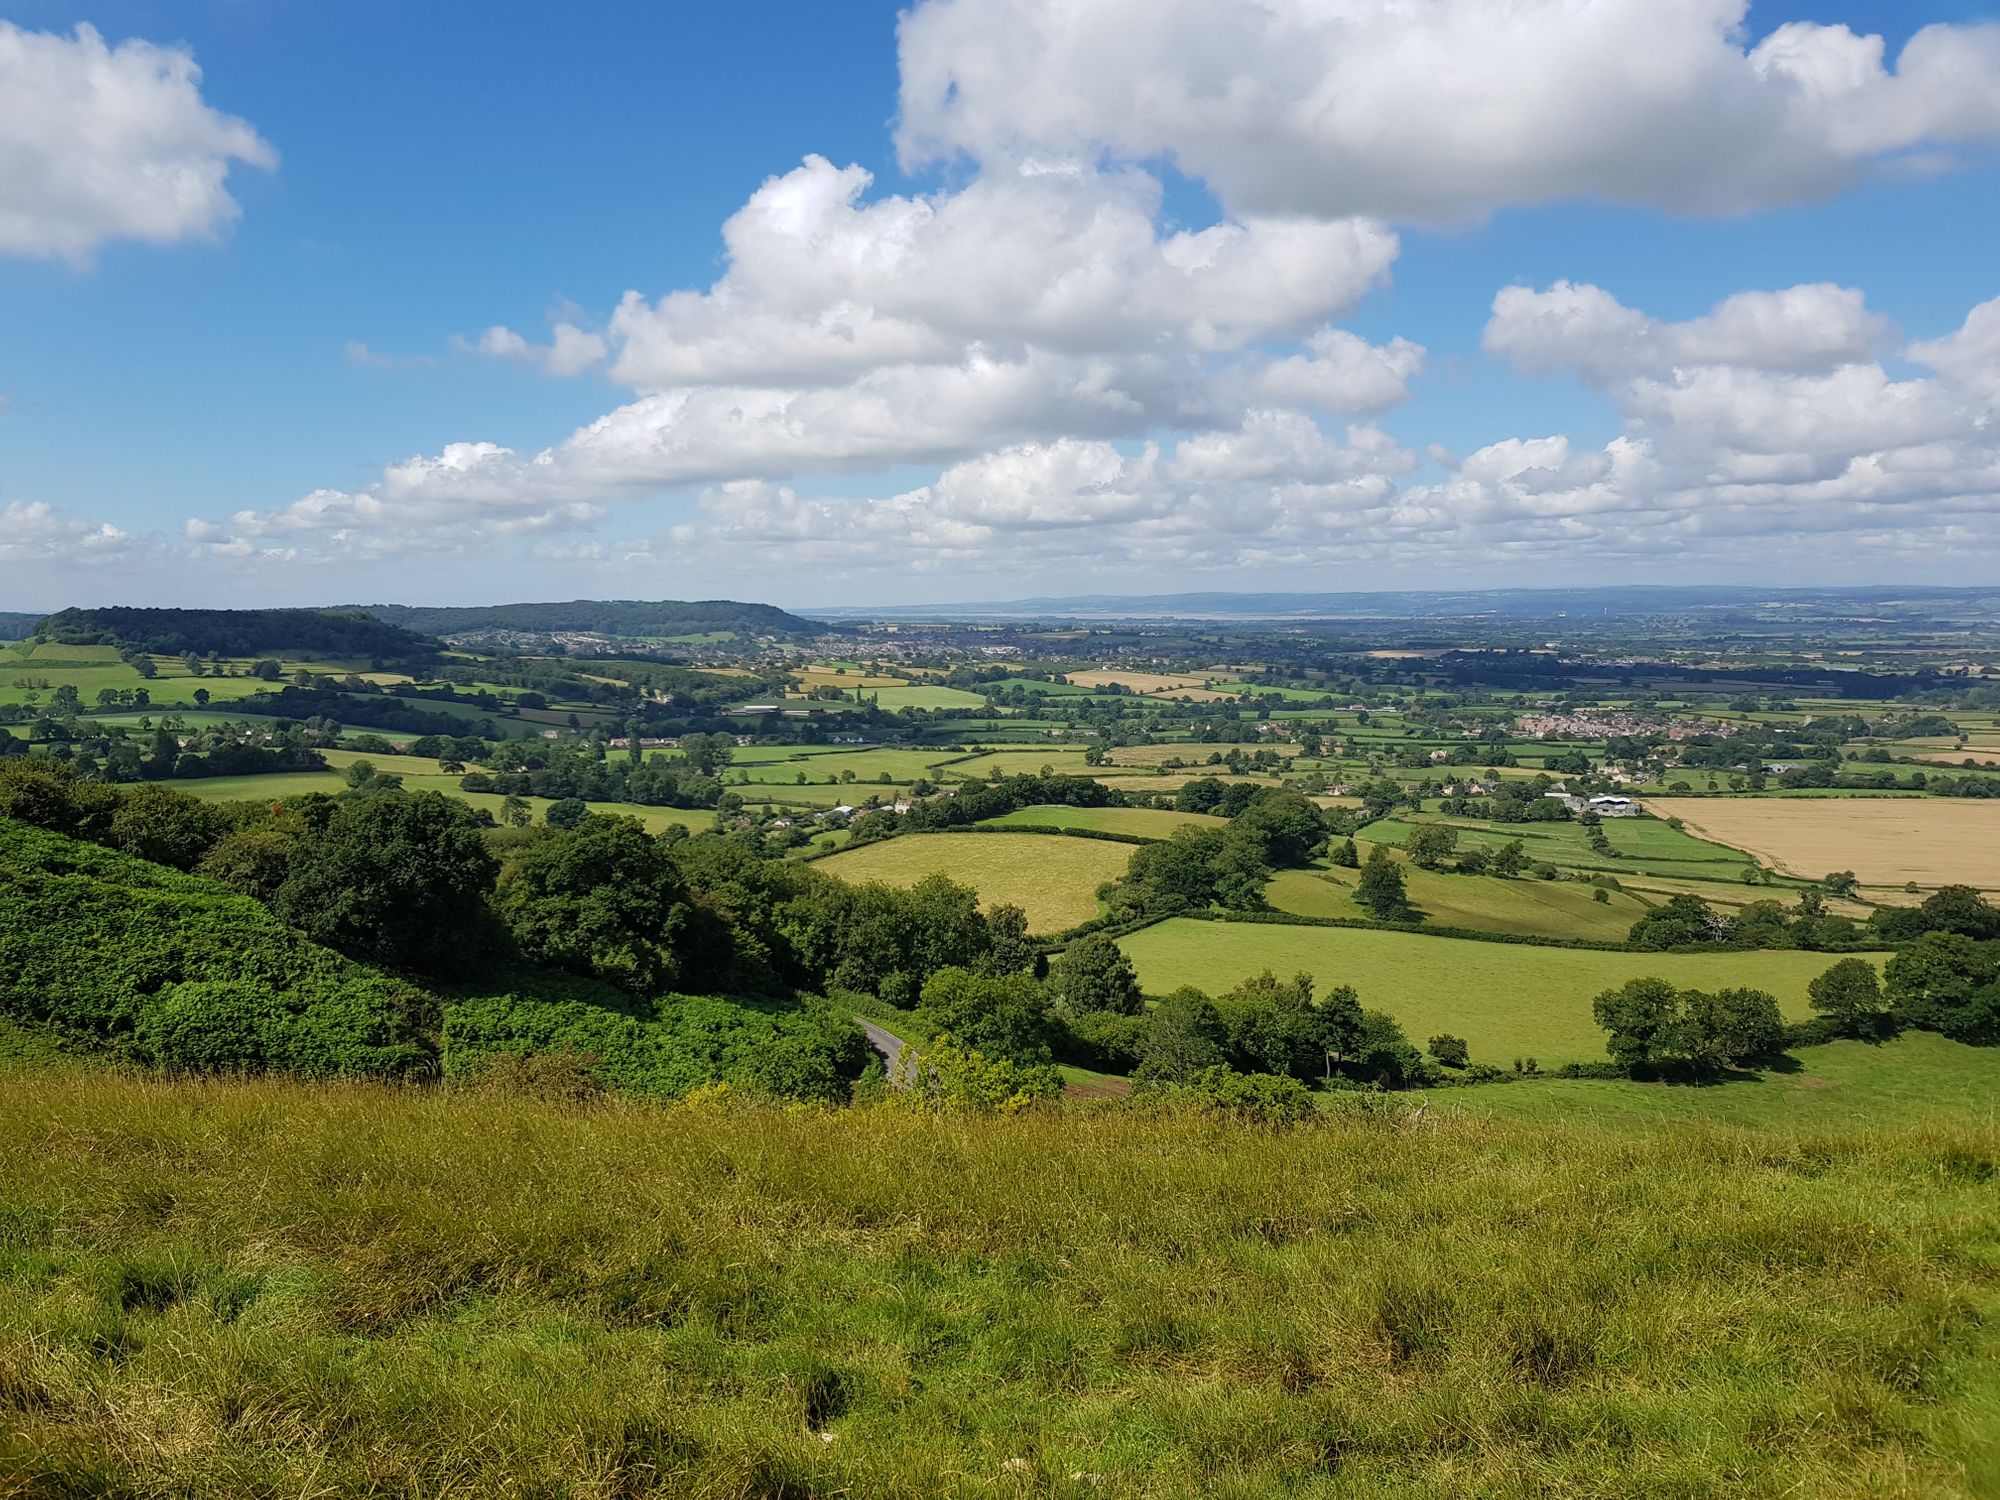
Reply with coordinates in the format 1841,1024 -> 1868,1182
1657,798 -> 2000,890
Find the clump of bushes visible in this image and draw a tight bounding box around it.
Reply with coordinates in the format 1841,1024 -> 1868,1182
0,820 -> 433,1078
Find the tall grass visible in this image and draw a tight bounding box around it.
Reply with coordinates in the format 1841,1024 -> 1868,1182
1,1071 -> 1995,1496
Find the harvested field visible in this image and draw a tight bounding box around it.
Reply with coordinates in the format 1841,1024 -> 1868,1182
1655,797 -> 2000,890
814,831 -> 1134,933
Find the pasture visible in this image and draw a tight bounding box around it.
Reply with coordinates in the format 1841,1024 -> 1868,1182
978,803 -> 1231,839
1267,862 -> 1646,943
727,748 -> 952,784
941,747 -> 1095,779
1661,797 -> 2000,891
172,759 -> 713,834
1118,919 -> 1882,1065
1450,1031 -> 2000,1129
1102,741 -> 1302,767
1373,811 -> 1757,882
3,1072 -> 1994,1496
814,831 -> 1133,933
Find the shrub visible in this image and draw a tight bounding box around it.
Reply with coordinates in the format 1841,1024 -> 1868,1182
1061,1010 -> 1149,1072
0,759 -> 119,841
498,816 -> 695,993
0,821 -> 433,1078
1048,933 -> 1143,1016
1808,957 -> 1895,1041
442,992 -> 866,1103
1176,1066 -> 1316,1126
107,783 -> 232,871
895,1034 -> 1063,1113
1427,1034 -> 1470,1070
466,1046 -> 607,1106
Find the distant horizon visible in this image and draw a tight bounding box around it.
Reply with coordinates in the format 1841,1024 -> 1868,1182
10,580 -> 1999,629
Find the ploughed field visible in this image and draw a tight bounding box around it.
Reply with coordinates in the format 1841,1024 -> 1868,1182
1658,797 -> 2000,891
1118,919 -> 1886,1066
812,832 -> 1133,933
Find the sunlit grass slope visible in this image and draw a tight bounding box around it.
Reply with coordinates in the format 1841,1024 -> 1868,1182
815,832 -> 1133,933
0,1073 -> 1993,1496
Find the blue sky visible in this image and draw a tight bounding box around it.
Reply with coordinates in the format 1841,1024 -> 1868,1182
3,0 -> 1999,608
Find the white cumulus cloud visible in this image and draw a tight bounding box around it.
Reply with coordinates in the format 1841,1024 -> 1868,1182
0,22 -> 274,262
471,323 -> 608,377
896,0 -> 2000,219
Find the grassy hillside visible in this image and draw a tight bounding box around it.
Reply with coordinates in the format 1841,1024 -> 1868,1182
0,1072 -> 1993,1496
1119,919 -> 1884,1065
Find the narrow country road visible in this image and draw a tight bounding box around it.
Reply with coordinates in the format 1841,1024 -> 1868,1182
854,1017 -> 905,1081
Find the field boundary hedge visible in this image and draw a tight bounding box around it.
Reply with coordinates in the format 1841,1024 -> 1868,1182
1173,906 -> 1895,958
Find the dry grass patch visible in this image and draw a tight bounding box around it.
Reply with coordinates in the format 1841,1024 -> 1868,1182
1064,669 -> 1216,693
815,831 -> 1133,933
1656,798 -> 2000,891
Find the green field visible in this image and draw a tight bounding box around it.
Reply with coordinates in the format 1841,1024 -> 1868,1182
177,771 -> 347,804
1,1071 -> 1993,1496
1448,1031 -> 2000,1128
978,803 -> 1230,839
1373,811 -> 1759,882
1118,919 -> 1884,1066
941,747 -> 1096,779
814,831 -> 1134,933
728,748 -> 953,784
1267,863 -> 1646,942
173,757 -> 714,835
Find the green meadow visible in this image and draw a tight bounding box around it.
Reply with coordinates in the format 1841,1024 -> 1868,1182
979,803 -> 1232,839
1371,811 -> 1760,882
1448,1031 -> 2000,1129
1118,919 -> 1884,1065
1265,862 -> 1647,943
